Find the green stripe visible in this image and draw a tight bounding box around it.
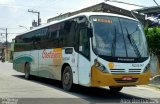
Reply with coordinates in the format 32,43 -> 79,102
14,56 -> 33,63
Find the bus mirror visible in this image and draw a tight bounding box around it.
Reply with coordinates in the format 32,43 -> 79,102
77,17 -> 86,24
87,28 -> 93,37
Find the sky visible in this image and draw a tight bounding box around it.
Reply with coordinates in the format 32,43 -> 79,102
0,0 -> 160,42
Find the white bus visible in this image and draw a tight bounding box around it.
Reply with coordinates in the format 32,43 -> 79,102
13,12 -> 150,92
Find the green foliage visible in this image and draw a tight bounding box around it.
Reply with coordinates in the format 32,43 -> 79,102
144,26 -> 160,56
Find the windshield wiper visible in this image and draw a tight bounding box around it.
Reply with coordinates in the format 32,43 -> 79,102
125,27 -> 141,57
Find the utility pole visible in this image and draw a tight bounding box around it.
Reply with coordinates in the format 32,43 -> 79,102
28,9 -> 41,26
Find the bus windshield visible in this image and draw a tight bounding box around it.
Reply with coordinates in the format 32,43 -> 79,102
91,15 -> 148,58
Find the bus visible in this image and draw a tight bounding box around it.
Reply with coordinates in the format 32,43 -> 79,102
13,12 -> 150,92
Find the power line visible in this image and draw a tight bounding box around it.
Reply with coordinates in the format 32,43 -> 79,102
153,0 -> 160,6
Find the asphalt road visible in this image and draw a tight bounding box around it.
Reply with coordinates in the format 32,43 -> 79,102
0,61 -> 160,104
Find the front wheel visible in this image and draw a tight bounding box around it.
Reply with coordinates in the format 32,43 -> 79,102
109,86 -> 123,93
62,66 -> 73,91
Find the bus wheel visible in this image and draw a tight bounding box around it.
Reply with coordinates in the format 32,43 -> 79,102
62,66 -> 73,91
109,86 -> 123,93
24,63 -> 30,79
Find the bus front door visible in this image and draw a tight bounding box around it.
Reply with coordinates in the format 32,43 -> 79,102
78,28 -> 91,86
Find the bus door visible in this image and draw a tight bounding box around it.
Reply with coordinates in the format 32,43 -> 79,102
77,23 -> 91,86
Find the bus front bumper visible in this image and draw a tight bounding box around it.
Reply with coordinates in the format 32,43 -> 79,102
91,66 -> 150,87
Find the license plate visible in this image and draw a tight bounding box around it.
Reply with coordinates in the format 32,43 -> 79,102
122,76 -> 132,80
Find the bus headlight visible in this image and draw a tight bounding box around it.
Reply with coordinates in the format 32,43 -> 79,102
94,59 -> 108,73
143,64 -> 150,73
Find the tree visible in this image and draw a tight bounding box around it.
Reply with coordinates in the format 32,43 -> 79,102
145,26 -> 160,73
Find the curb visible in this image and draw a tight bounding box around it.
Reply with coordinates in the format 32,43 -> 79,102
140,84 -> 160,91
148,83 -> 160,89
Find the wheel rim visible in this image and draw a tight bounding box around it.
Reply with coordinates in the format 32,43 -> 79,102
62,66 -> 73,91
63,72 -> 70,85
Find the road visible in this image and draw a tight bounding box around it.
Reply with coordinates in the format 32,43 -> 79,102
0,62 -> 160,104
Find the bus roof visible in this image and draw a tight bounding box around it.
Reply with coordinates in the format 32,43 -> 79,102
17,12 -> 138,37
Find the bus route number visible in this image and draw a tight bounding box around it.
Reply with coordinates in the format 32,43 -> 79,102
132,63 -> 144,67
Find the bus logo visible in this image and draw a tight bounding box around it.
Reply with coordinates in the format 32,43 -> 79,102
42,48 -> 62,65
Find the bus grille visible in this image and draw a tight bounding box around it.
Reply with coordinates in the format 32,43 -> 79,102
114,78 -> 138,83
129,69 -> 141,74
110,69 -> 125,74
110,69 -> 141,74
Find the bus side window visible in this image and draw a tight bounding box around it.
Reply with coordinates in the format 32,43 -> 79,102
59,20 -> 76,48
48,24 -> 60,48
79,28 -> 90,59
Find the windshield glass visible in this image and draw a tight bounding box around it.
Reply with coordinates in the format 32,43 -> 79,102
91,15 -> 148,58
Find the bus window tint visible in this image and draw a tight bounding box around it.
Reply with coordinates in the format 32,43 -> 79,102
59,20 -> 76,47
14,32 -> 34,52
34,28 -> 48,49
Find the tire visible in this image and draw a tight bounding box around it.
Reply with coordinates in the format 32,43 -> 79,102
24,63 -> 30,79
62,66 -> 73,91
109,86 -> 123,93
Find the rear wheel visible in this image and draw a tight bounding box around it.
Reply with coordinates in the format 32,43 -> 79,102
62,66 -> 73,91
24,63 -> 30,79
109,86 -> 123,93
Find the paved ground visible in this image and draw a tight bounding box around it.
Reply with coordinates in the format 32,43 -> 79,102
0,61 -> 160,104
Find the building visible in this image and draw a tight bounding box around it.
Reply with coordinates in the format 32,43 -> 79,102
9,39 -> 15,62
135,6 -> 160,27
0,42 -> 12,62
4,42 -> 11,62
0,42 -> 3,57
47,2 -> 145,24
135,6 -> 160,17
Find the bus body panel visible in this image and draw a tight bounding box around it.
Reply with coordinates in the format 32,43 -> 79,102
30,50 -> 39,76
62,48 -> 79,84
91,66 -> 150,86
13,51 -> 31,73
78,54 -> 91,86
14,48 -> 80,84
38,49 -> 60,79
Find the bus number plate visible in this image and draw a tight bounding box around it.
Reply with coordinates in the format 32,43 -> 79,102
122,76 -> 132,80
